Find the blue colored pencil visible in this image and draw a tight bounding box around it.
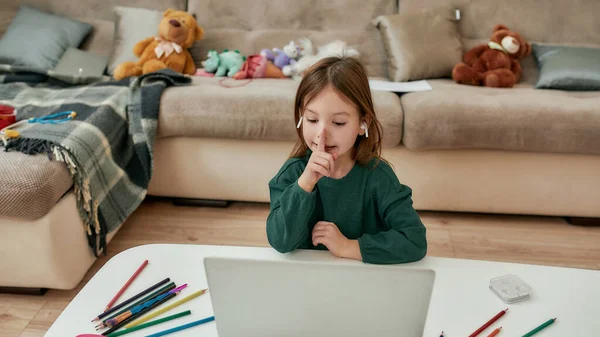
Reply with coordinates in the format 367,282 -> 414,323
144,316 -> 215,337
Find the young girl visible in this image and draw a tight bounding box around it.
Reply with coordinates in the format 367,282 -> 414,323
266,56 -> 427,265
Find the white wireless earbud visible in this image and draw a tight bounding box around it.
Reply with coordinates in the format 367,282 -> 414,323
296,115 -> 303,129
361,122 -> 369,138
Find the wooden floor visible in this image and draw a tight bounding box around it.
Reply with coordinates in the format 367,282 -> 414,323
2,199 -> 600,337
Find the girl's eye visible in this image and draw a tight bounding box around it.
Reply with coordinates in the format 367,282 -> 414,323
333,122 -> 346,126
306,119 -> 317,123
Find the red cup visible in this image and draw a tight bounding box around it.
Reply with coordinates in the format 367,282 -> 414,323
0,105 -> 16,129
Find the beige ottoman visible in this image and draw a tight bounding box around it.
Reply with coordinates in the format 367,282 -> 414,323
0,151 -> 118,290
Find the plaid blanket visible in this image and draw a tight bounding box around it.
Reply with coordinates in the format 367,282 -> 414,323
0,65 -> 191,256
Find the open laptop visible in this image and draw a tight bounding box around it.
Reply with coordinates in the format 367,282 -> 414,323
53,48 -> 109,77
203,256 -> 436,337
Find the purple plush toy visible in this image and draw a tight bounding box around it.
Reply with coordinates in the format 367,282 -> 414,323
260,40 -> 301,70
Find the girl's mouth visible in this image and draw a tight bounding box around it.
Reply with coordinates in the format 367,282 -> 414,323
312,143 -> 337,152
324,145 -> 338,153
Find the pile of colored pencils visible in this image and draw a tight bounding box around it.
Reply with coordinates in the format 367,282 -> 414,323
95,284 -> 187,331
89,260 -> 213,336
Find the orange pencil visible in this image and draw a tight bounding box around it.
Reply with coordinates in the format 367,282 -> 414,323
487,327 -> 502,337
104,260 -> 149,311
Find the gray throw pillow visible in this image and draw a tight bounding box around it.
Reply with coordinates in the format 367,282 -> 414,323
0,5 -> 92,70
533,44 -> 600,91
107,6 -> 164,75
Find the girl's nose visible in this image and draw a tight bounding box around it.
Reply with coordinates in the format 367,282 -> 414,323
318,127 -> 328,139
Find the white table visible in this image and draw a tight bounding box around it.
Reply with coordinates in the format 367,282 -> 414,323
45,244 -> 600,337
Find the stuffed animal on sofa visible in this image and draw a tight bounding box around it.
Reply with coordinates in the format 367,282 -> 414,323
113,9 -> 204,80
260,40 -> 309,70
452,24 -> 531,88
233,54 -> 287,79
282,40 -> 359,78
202,49 -> 245,77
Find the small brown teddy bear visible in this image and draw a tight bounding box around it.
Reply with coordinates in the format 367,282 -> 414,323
452,24 -> 531,88
113,9 -> 204,80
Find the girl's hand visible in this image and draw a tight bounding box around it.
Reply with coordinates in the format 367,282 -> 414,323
312,221 -> 351,258
298,129 -> 337,192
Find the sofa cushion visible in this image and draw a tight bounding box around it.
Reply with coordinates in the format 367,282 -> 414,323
2,0 -> 186,22
106,6 -> 164,75
398,0 -> 600,48
0,151 -> 72,220
188,0 -> 397,79
373,5 -> 462,82
401,79 -> 600,155
0,5 -> 92,69
78,18 -> 115,58
158,77 -> 404,148
532,44 -> 600,91
0,0 -> 187,60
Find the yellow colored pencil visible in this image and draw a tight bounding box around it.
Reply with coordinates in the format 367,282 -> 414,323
124,288 -> 208,328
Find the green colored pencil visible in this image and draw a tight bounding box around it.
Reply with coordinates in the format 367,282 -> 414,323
522,318 -> 557,337
106,310 -> 191,337
103,282 -> 176,322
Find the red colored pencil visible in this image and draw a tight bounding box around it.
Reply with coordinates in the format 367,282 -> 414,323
104,260 -> 149,312
469,309 -> 508,337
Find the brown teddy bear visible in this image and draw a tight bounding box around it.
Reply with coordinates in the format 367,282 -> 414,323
452,24 -> 531,88
113,9 -> 204,80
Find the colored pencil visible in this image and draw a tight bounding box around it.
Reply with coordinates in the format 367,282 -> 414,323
102,283 -> 176,323
522,318 -> 556,337
92,278 -> 170,322
98,285 -> 187,330
125,288 -> 208,328
144,316 -> 215,337
104,260 -> 149,312
469,309 -> 508,337
101,291 -> 179,336
106,310 -> 191,337
487,327 -> 502,337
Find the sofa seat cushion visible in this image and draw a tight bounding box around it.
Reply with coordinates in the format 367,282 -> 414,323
0,150 -> 72,220
157,76 -> 404,148
401,79 -> 600,154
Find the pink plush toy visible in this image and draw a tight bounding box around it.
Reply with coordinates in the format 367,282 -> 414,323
233,55 -> 287,79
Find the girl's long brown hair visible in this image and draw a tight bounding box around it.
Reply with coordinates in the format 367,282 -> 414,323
289,56 -> 384,166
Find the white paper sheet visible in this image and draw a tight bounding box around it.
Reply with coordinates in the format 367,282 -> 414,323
368,79 -> 432,92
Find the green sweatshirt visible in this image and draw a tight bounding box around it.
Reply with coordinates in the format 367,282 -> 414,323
266,153 -> 427,264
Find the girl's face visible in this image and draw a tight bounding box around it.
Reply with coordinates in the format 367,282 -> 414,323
302,85 -> 365,162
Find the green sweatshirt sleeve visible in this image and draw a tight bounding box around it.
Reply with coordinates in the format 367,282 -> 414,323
266,159 -> 316,253
358,173 -> 427,264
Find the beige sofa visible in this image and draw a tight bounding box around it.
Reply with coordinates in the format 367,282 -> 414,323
1,0 -> 599,291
